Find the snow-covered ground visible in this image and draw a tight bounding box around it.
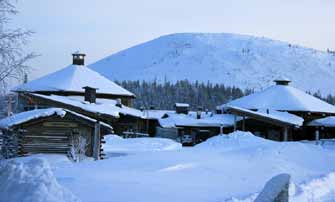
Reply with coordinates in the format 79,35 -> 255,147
1,131 -> 335,202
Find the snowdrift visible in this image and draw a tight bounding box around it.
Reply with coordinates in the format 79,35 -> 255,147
103,135 -> 182,153
0,158 -> 80,202
196,131 -> 275,151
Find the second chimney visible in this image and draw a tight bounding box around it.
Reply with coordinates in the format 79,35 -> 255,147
72,52 -> 86,66
83,86 -> 97,103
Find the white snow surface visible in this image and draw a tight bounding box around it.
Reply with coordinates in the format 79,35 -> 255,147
0,108 -> 66,129
31,94 -> 143,118
13,64 -> 134,97
0,157 -> 80,202
225,84 -> 335,113
158,111 -> 238,128
89,33 -> 335,96
308,116 -> 335,127
103,134 -> 182,153
225,105 -> 304,126
4,131 -> 335,202
144,109 -> 174,120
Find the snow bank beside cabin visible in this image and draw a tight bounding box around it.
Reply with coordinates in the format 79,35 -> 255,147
196,131 -> 275,151
0,158 -> 80,202
103,135 -> 182,153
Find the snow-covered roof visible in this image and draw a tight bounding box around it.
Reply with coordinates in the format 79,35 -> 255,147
0,108 -> 112,130
13,64 -> 135,97
143,110 -> 174,120
307,116 -> 335,127
30,93 -> 143,118
158,111 -> 238,128
224,84 -> 335,114
175,103 -> 190,108
225,105 -> 304,126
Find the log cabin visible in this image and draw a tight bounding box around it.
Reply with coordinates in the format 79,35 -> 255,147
0,108 -> 112,160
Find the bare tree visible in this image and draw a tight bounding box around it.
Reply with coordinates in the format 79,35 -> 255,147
0,0 -> 35,92
69,135 -> 89,162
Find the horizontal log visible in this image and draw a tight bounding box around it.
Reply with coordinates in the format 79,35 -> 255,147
22,147 -> 70,151
23,135 -> 69,139
21,140 -> 70,144
22,146 -> 71,150
24,150 -> 68,154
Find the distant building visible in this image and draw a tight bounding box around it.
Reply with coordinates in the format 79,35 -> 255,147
13,53 -> 136,112
144,103 -> 238,145
222,79 -> 335,141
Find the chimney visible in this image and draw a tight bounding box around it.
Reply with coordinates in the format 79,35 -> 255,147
174,103 -> 189,114
83,86 -> 97,103
274,79 -> 291,86
72,52 -> 86,65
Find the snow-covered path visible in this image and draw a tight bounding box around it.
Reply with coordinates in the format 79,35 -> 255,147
1,132 -> 335,202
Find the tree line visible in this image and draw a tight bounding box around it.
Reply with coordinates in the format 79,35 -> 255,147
118,80 -> 335,111
117,80 -> 253,110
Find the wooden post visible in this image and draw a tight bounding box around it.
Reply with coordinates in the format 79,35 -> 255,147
283,127 -> 288,141
93,121 -> 101,160
219,125 -> 223,134
242,116 -> 245,131
233,115 -> 237,131
315,129 -> 320,145
7,95 -> 12,117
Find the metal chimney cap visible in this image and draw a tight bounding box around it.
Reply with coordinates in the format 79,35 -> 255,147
72,52 -> 86,65
274,77 -> 291,86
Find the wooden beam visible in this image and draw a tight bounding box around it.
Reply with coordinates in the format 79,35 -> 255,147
234,115 -> 237,131
93,121 -> 101,160
315,129 -> 320,145
227,107 -> 295,128
283,127 -> 288,141
242,116 -> 246,131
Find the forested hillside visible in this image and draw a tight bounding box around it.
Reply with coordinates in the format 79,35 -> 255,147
118,80 -> 335,111
118,80 -> 253,110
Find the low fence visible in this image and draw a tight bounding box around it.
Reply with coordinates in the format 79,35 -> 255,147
156,127 -> 179,140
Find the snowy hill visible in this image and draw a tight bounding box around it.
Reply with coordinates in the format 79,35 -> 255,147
89,33 -> 335,95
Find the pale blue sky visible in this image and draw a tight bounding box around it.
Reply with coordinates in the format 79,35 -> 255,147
13,0 -> 335,80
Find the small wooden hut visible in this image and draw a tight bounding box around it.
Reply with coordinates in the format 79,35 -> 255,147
0,108 -> 112,159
